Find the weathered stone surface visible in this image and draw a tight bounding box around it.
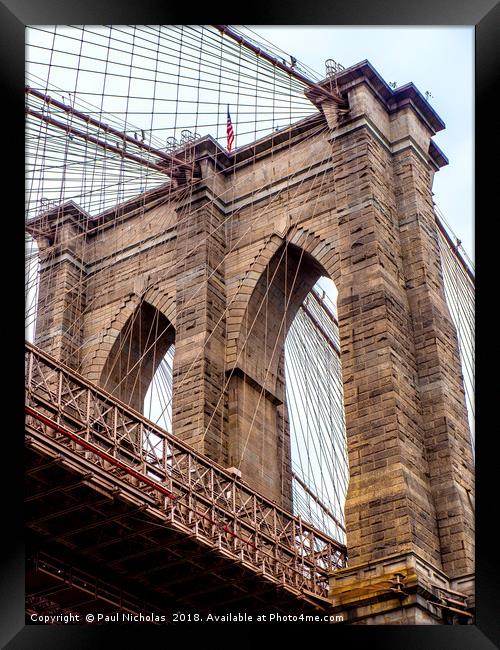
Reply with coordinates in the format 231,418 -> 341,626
328,551 -> 473,624
28,60 -> 474,623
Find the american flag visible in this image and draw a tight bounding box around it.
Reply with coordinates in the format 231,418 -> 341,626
226,106 -> 234,153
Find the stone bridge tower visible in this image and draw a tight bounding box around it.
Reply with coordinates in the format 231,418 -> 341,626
28,60 -> 475,624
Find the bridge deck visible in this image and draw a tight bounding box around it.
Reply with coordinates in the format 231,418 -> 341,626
25,343 -> 347,617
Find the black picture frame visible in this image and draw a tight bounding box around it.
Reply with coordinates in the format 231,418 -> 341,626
2,2 -> 498,647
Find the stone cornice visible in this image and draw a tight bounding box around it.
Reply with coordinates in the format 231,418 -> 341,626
330,59 -> 446,135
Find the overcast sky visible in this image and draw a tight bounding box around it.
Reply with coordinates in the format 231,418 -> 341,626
26,25 -> 474,260
245,26 -> 474,261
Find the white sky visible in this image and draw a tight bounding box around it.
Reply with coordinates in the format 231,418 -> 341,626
26,25 -> 474,259
246,26 -> 474,260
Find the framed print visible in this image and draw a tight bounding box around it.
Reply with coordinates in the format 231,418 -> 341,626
1,1 -> 498,647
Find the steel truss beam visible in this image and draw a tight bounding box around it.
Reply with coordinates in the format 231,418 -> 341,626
25,342 -> 347,602
25,474 -> 93,502
30,551 -> 166,617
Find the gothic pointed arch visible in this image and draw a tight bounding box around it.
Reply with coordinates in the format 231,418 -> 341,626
226,226 -> 340,370
99,299 -> 175,413
226,233 -> 343,508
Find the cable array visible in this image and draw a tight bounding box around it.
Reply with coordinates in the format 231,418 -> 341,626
26,25 -> 315,220
286,284 -> 348,542
25,24 -> 474,548
435,207 -> 475,450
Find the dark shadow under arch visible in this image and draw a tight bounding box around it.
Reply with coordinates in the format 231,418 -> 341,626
100,300 -> 175,413
240,242 -> 329,395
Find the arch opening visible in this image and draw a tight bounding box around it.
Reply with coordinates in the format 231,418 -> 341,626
100,300 -> 175,416
25,233 -> 40,344
144,344 -> 175,433
285,277 -> 349,543
228,241 -> 349,534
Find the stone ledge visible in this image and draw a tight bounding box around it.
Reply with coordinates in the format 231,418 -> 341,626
331,60 -> 446,135
328,551 -> 474,624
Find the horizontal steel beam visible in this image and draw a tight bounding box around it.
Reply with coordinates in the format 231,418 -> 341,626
25,475 -> 93,502
26,87 -> 192,172
31,551 -> 164,616
26,107 -> 170,175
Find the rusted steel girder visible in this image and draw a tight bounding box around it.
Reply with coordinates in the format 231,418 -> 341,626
212,25 -> 348,108
26,107 -> 171,175
26,87 -> 194,175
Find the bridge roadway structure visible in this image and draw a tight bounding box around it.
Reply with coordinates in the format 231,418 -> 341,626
25,343 -> 347,618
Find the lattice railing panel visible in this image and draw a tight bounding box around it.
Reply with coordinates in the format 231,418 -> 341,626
25,342 -> 347,598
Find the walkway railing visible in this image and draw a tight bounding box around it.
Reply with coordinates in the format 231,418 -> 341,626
25,342 -> 347,600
